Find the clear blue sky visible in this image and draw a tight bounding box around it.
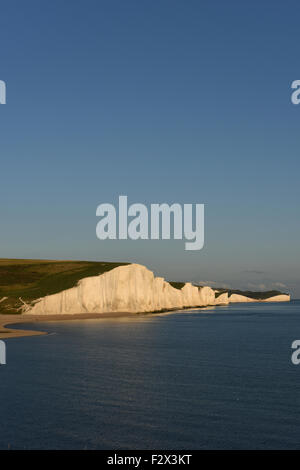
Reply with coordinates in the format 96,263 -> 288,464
0,1 -> 299,296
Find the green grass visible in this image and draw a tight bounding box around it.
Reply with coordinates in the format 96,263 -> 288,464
0,259 -> 288,314
169,281 -> 201,290
169,281 -> 186,290
0,259 -> 129,314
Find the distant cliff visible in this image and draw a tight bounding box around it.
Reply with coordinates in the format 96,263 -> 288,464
22,264 -> 290,315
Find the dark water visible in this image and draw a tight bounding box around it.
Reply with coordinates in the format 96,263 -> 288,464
0,301 -> 300,450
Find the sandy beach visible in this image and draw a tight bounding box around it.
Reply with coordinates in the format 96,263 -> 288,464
0,312 -> 139,339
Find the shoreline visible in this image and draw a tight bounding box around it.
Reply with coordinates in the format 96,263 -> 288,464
0,306 -> 215,339
0,304 -> 213,340
0,298 -> 292,340
0,312 -> 142,339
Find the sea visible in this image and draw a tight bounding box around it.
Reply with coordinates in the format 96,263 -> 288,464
0,300 -> 299,450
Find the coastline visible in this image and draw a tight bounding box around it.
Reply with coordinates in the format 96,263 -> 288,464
0,312 -> 141,339
0,307 -> 212,339
0,297 -> 292,340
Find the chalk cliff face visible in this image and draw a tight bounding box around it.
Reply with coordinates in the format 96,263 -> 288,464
199,286 -> 216,306
229,294 -> 256,303
229,293 -> 291,303
24,264 -> 216,315
214,293 -> 229,305
23,263 -> 290,315
262,294 -> 291,302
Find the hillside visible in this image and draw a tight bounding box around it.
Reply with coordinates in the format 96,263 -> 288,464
0,259 -> 129,315
170,280 -> 287,300
0,259 -> 290,316
213,288 -> 287,300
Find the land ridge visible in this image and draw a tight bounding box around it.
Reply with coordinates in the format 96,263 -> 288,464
0,259 -> 290,339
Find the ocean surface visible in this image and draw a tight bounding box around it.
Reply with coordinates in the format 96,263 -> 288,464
0,300 -> 299,450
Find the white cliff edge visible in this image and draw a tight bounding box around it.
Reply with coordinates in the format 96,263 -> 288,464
22,263 -> 290,315
229,294 -> 256,303
261,294 -> 290,302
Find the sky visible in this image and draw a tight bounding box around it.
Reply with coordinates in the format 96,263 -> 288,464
0,0 -> 299,296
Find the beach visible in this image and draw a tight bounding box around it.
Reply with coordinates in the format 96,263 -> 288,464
0,312 -> 138,339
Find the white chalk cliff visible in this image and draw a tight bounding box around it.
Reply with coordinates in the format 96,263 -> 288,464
23,263 -> 290,315
214,293 -> 229,305
261,294 -> 291,302
229,294 -> 256,303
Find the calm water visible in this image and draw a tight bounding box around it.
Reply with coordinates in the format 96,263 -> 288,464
0,301 -> 299,449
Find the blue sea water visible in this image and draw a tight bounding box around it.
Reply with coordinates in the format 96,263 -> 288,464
0,301 -> 299,450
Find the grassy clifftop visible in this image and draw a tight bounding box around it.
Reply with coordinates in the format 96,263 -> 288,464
0,259 -> 288,315
0,259 -> 129,315
213,288 -> 287,299
169,280 -> 287,299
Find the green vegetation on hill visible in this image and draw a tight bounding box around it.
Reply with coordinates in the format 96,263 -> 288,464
214,288 -> 286,299
169,281 -> 200,290
170,280 -> 286,300
0,259 -> 129,315
0,259 -> 288,315
169,281 -> 186,290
